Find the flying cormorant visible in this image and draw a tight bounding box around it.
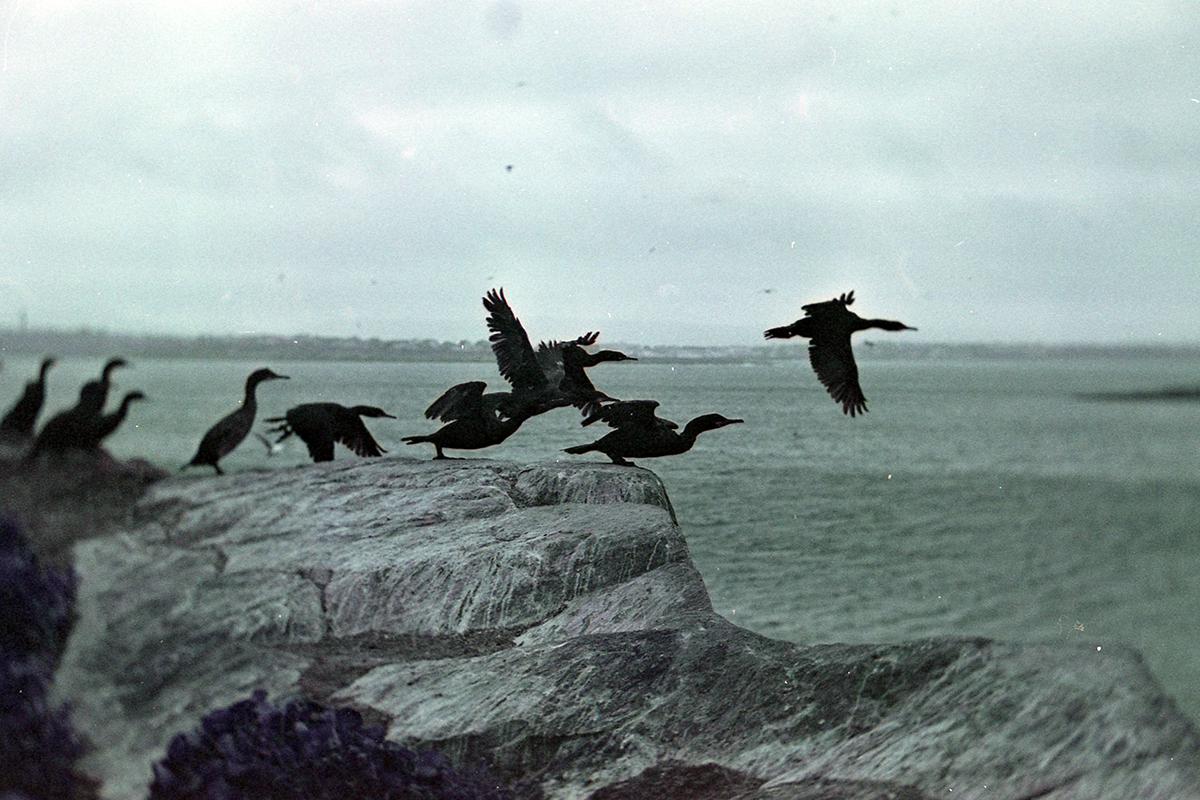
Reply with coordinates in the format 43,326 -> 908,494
266,403 -> 394,462
27,358 -> 128,455
183,368 -> 288,475
483,288 -> 633,418
402,380 -> 533,459
763,290 -> 916,416
0,357 -> 56,439
83,391 -> 146,448
563,399 -> 743,466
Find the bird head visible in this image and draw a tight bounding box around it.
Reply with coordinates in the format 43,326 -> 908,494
684,413 -> 744,437
593,350 -> 637,363
248,368 -> 290,384
352,406 -> 396,419
124,391 -> 147,404
101,358 -> 128,381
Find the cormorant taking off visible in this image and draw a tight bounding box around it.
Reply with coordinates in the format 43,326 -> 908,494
483,288 -> 633,418
183,368 -> 288,475
27,358 -> 128,455
0,357 -> 56,438
763,291 -> 916,416
266,403 -> 395,463
563,400 -> 743,466
83,391 -> 147,448
402,380 -> 533,459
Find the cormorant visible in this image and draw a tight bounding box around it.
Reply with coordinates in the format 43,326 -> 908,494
483,288 -> 633,418
182,368 -> 288,475
554,343 -> 637,417
402,380 -> 533,459
763,291 -> 916,416
0,357 -> 56,439
563,400 -> 743,466
266,403 -> 395,463
27,358 -> 128,455
83,391 -> 146,448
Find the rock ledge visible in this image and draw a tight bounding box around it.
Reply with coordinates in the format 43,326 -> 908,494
50,458 -> 1200,800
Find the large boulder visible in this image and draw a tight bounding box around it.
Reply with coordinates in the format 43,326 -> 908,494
51,458 -> 1200,799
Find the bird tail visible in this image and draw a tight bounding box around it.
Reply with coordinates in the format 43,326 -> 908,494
563,442 -> 596,455
401,434 -> 433,445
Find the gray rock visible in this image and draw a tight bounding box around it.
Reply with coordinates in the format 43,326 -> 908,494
51,457 -> 1200,800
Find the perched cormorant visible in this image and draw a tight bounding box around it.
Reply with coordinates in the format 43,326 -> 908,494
27,358 -> 128,455
0,357 -> 56,439
183,368 -> 288,475
266,403 -> 394,462
83,391 -> 146,448
763,291 -> 916,416
402,380 -> 533,459
483,288 -> 633,418
563,400 -> 742,466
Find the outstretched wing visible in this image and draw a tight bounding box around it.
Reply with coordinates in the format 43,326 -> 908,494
483,289 -> 547,390
535,341 -> 568,386
808,336 -> 868,417
535,331 -> 601,381
425,381 -> 487,421
335,415 -> 387,458
581,399 -> 674,430
801,290 -> 855,317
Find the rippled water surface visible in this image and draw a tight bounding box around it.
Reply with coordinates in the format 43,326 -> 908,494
8,353 -> 1199,720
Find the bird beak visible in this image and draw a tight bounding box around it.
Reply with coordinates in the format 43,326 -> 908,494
381,412 -> 397,418
276,374 -> 291,380
905,326 -> 918,331
625,357 -> 639,361
726,418 -> 744,425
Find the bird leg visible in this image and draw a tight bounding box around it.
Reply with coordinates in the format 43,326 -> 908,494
212,464 -> 224,476
609,455 -> 635,467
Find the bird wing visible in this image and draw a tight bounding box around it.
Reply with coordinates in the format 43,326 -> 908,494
581,399 -> 665,430
197,408 -> 254,461
808,336 -> 868,417
425,382 -> 487,421
535,341 -> 568,386
483,289 -> 548,390
801,290 -> 855,317
335,415 -> 387,458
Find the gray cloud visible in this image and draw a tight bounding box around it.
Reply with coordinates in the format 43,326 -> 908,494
1,1 -> 1197,344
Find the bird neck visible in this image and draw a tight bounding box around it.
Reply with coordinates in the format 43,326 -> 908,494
242,380 -> 261,408
680,418 -> 714,443
38,362 -> 53,382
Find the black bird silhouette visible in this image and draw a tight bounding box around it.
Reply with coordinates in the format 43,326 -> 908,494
84,391 -> 147,448
0,356 -> 56,439
402,380 -> 533,459
27,358 -> 127,455
266,403 -> 394,463
183,368 -> 288,475
483,288 -> 633,418
563,400 -> 743,466
763,290 -> 916,416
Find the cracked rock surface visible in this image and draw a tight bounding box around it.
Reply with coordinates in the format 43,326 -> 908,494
50,458 -> 1200,799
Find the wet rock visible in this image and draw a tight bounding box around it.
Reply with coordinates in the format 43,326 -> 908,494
50,457 -> 1200,799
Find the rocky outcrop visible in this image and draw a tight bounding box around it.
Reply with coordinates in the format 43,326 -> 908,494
0,450 -> 165,564
50,458 -> 1200,800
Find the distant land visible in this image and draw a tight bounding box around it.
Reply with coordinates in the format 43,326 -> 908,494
1,327 -> 1198,364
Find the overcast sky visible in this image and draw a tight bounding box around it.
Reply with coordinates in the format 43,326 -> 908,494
1,1 -> 1198,345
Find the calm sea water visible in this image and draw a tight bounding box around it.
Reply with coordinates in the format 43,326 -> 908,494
6,354 -> 1200,721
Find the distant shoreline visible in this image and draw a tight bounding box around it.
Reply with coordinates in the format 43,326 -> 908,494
1,327 -> 1198,365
